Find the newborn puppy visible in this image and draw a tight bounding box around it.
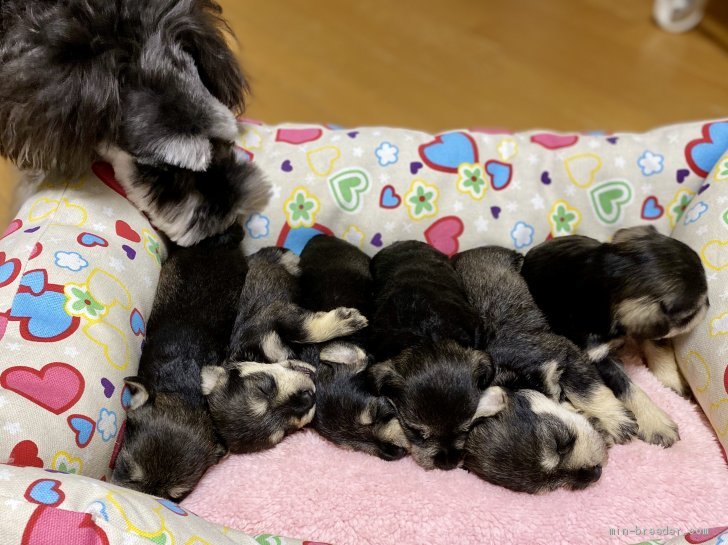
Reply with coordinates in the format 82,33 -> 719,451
452,246 -> 637,445
298,235 -> 408,460
464,386 -> 607,494
368,241 -> 498,470
111,224 -> 246,500
522,226 -> 707,445
202,246 -> 368,453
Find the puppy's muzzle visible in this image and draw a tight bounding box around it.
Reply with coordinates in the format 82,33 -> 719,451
379,444 -> 408,462
290,389 -> 315,417
572,465 -> 603,488
434,447 -> 463,470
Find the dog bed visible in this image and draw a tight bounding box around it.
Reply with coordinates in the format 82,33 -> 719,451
1,119 -> 727,545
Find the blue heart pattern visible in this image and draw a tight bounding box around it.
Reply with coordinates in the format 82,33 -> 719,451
157,498 -> 188,515
641,196 -> 664,220
419,132 -> 479,173
130,308 -> 146,336
686,121 -> 728,177
485,160 -> 513,190
0,253 -> 20,288
68,415 -> 95,448
77,232 -> 109,248
25,479 -> 64,506
11,270 -> 79,341
279,225 -> 333,256
380,186 -> 401,209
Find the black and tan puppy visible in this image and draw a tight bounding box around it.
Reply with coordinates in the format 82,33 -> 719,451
111,224 -> 246,501
522,226 -> 708,446
368,241 -> 502,471
464,385 -> 608,494
298,235 -> 409,460
452,246 -> 637,445
202,246 -> 368,453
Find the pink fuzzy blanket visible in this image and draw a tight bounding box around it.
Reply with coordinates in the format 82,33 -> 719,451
183,362 -> 728,545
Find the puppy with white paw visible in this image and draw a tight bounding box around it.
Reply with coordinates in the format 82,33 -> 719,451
368,241 -> 497,471
298,236 -> 408,460
111,225 -> 246,500
202,246 -> 368,453
521,226 -> 707,446
452,246 -> 637,446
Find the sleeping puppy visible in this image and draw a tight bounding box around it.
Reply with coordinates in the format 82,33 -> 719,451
202,246 -> 368,454
368,241 -> 498,470
298,235 -> 408,460
521,226 -> 708,445
1,0 -> 268,245
111,224 -> 246,500
464,385 -> 607,494
452,246 -> 638,445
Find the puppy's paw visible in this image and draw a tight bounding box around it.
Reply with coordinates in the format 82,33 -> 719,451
320,342 -> 368,371
334,307 -> 369,333
592,407 -> 638,446
635,404 -> 680,448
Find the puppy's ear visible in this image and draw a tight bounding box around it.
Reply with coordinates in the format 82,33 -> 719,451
368,361 -> 405,399
124,376 -> 152,410
471,386 -> 508,423
200,366 -> 229,395
370,397 -> 398,425
178,0 -> 248,114
612,225 -> 658,244
214,443 -> 229,462
471,351 -> 495,390
542,360 -> 564,399
320,342 -> 368,370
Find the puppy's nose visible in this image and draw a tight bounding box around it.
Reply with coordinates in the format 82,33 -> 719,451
378,444 -> 407,461
576,465 -> 602,484
291,390 -> 315,416
433,448 -> 462,470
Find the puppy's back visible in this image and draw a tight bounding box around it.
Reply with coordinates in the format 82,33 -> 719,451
140,224 -> 247,401
370,241 -> 479,359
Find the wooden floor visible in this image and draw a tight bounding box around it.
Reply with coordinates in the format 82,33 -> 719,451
2,0 -> 727,226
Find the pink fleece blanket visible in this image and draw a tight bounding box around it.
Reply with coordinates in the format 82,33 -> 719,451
183,362 -> 728,545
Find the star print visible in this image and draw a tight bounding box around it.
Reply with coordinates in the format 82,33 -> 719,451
587,140 -> 601,149
640,184 -> 653,195
719,289 -> 728,300
102,207 -> 115,218
402,223 -> 413,233
352,147 -> 364,158
373,131 -> 381,136
64,346 -> 80,357
527,154 -> 539,165
531,194 -> 545,210
614,156 -> 626,169
718,195 -> 728,205
404,134 -> 414,142
108,257 -> 125,272
667,132 -> 678,144
0,468 -> 11,481
631,135 -> 643,143
92,223 -> 108,232
475,216 -> 489,233
384,222 -> 396,232
305,174 -> 316,185
379,173 -> 390,184
143,276 -> 154,287
505,201 -> 519,213
707,272 -> 718,282
453,201 -> 464,212
565,186 -> 576,196
331,135 -> 341,142
697,225 -> 709,235
47,237 -> 61,244
4,499 -> 22,511
4,422 -> 21,435
0,396 -> 7,410
271,185 -> 282,199
6,343 -> 20,352
510,180 -> 522,191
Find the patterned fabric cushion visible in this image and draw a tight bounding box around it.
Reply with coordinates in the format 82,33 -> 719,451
0,168 -> 167,479
0,464 -> 313,545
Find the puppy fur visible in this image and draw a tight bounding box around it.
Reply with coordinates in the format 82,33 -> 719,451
464,387 -> 607,494
298,235 -> 408,460
0,1 -> 269,245
521,226 -> 705,445
99,143 -> 271,247
202,246 -> 368,454
111,224 -> 246,500
452,246 -> 637,446
368,241 -> 495,470
0,0 -> 245,176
